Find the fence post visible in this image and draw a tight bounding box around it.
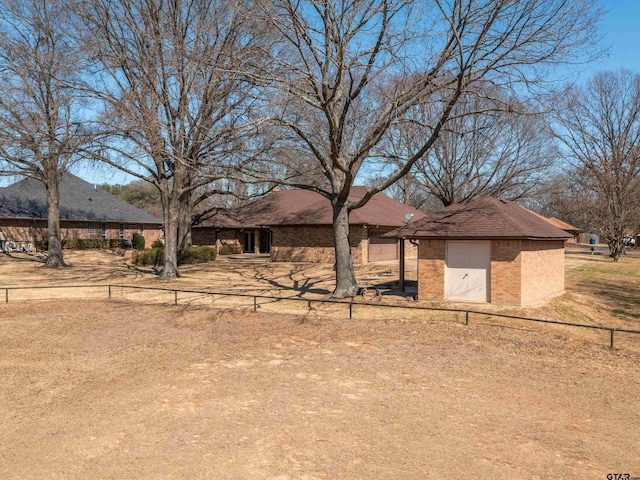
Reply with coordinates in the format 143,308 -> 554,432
349,302 -> 353,320
108,285 -> 111,299
253,296 -> 257,312
610,329 -> 615,349
174,290 -> 178,306
5,288 -> 7,304
465,311 -> 469,326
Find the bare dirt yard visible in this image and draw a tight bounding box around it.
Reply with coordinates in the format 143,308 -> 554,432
1,300 -> 639,479
0,248 -> 639,478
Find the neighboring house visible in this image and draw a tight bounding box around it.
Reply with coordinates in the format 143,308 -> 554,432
528,212 -> 580,243
0,174 -> 163,246
192,187 -> 425,263
384,197 -> 572,307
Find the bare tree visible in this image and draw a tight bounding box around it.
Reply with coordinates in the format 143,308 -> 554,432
381,93 -> 555,209
0,0 -> 90,267
554,70 -> 640,261
250,0 -> 601,297
76,0 -> 266,277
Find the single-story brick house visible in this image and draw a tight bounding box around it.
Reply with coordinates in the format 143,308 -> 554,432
529,212 -> 580,243
192,187 -> 425,263
384,197 -> 572,307
0,174 -> 163,247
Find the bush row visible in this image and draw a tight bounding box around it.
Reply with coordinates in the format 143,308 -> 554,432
38,238 -> 132,250
218,244 -> 242,255
131,246 -> 217,267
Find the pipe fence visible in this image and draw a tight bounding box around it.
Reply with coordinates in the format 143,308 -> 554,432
2,283 -> 639,349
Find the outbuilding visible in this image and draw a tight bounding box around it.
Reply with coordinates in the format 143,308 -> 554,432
384,197 -> 572,307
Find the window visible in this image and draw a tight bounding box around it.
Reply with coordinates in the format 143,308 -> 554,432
119,224 -> 125,239
139,224 -> 145,236
101,224 -> 107,239
88,223 -> 99,235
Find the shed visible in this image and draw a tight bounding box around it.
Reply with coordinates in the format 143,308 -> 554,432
384,197 -> 572,307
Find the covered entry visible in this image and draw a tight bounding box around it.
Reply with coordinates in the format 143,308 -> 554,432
445,241 -> 490,302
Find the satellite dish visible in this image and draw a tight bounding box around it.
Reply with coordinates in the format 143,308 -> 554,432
404,213 -> 414,222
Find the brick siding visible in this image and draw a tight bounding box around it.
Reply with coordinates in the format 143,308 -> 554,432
490,240 -> 522,306
271,225 -> 368,264
0,219 -> 162,247
520,240 -> 565,306
417,240 -> 446,301
192,228 -> 242,251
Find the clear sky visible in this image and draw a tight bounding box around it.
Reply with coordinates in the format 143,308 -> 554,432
570,0 -> 640,80
2,1 -> 639,188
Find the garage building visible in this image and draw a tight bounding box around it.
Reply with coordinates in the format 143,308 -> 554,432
384,197 -> 572,307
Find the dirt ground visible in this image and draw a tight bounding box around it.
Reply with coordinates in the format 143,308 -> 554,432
1,249 -> 639,478
1,300 -> 639,479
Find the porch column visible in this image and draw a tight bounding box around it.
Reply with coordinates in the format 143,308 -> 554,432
399,238 -> 406,292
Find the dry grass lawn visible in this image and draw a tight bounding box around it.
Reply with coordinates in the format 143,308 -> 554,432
1,248 -> 639,478
1,300 -> 639,479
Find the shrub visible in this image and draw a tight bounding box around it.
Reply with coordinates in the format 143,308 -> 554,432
178,246 -> 216,264
151,239 -> 164,248
132,247 -> 164,267
218,244 -> 241,255
132,233 -> 145,250
40,238 -> 128,250
131,246 -> 216,266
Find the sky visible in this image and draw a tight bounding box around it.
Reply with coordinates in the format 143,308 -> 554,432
2,1 -> 639,188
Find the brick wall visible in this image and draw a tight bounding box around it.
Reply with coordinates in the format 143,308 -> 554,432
192,228 -> 242,251
270,225 -> 368,263
520,240 -> 565,306
417,239 -> 446,301
0,218 -> 162,247
490,240 -> 522,306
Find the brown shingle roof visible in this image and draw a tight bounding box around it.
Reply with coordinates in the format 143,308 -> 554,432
194,187 -> 425,229
545,217 -> 581,234
384,197 -> 572,240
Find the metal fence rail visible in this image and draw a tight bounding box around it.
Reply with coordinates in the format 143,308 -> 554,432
2,283 -> 639,349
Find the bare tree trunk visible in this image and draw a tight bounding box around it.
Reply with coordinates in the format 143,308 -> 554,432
332,202 -> 358,298
177,190 -> 192,250
607,235 -> 625,262
160,183 -> 180,278
45,171 -> 65,268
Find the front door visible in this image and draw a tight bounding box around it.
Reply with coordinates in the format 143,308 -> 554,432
445,241 -> 491,302
259,229 -> 271,254
244,231 -> 255,253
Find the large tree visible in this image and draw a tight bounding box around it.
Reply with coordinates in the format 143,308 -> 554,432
379,93 -> 554,209
250,0 -> 600,297
0,0 -> 90,267
554,70 -> 640,261
76,0 -> 265,277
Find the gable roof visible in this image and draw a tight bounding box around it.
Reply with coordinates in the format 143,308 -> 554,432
384,197 -> 572,240
193,187 -> 425,228
0,173 -> 162,224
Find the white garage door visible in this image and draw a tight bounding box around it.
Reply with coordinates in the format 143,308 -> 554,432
446,241 -> 491,302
